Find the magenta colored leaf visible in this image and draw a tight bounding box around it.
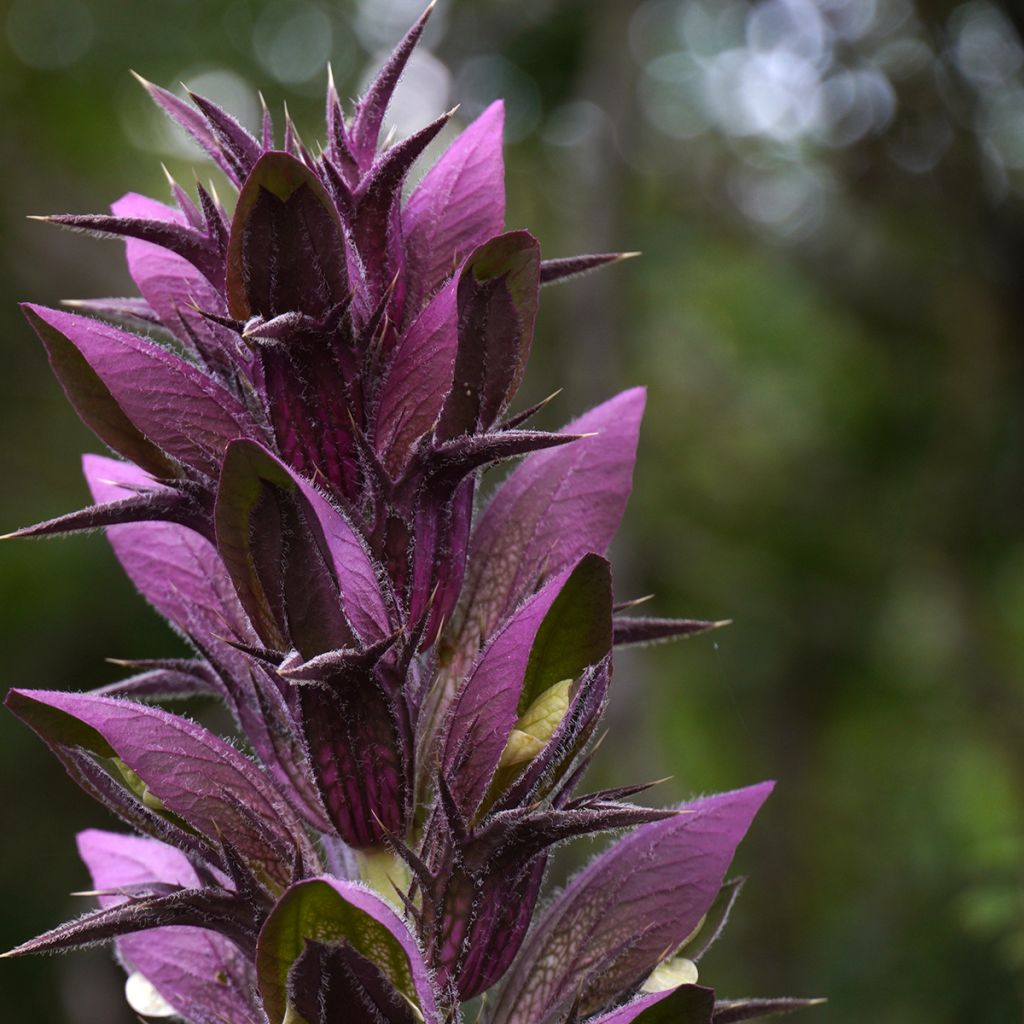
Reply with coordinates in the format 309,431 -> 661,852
23,304 -> 254,478
403,101 -> 506,312
449,387 -> 645,673
256,876 -> 438,1024
226,152 -> 348,320
77,829 -> 261,1024
375,276 -> 458,473
489,783 -> 774,1024
5,688 -> 309,888
436,231 -> 541,439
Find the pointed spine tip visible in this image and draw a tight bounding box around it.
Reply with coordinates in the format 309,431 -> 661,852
128,69 -> 153,90
26,215 -> 51,222
619,251 -> 642,260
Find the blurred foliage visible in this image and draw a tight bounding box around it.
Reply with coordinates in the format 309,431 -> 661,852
2,0 -> 1023,1021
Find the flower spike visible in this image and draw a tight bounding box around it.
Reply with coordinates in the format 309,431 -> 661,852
6,12 -> 817,1024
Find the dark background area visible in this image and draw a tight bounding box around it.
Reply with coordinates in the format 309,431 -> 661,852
2,0 -> 1023,1020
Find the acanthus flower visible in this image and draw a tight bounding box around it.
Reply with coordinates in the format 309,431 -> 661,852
3,6 -> 821,1024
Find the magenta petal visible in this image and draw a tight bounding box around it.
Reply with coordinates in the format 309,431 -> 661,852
111,193 -> 237,372
6,688 -> 308,888
489,783 -> 774,1024
452,387 -> 645,668
375,276 -> 458,472
84,455 -> 251,651
403,101 -> 506,313
23,304 -> 254,477
77,829 -> 260,1024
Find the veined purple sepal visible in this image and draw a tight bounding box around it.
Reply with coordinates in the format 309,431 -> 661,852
22,303 -> 257,479
421,791 -> 674,1001
255,876 -> 439,1024
437,387 -> 646,706
375,276 -> 459,474
298,655 -> 413,848
4,688 -> 315,890
402,100 -> 506,316
489,783 -> 774,1024
438,553 -> 612,818
441,555 -> 610,819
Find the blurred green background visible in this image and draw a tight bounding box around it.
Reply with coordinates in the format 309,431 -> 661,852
2,0 -> 1023,1020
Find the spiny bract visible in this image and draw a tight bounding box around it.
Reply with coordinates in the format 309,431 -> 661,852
4,7 -> 819,1024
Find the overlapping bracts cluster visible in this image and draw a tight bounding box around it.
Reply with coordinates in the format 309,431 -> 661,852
4,8 -> 817,1024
